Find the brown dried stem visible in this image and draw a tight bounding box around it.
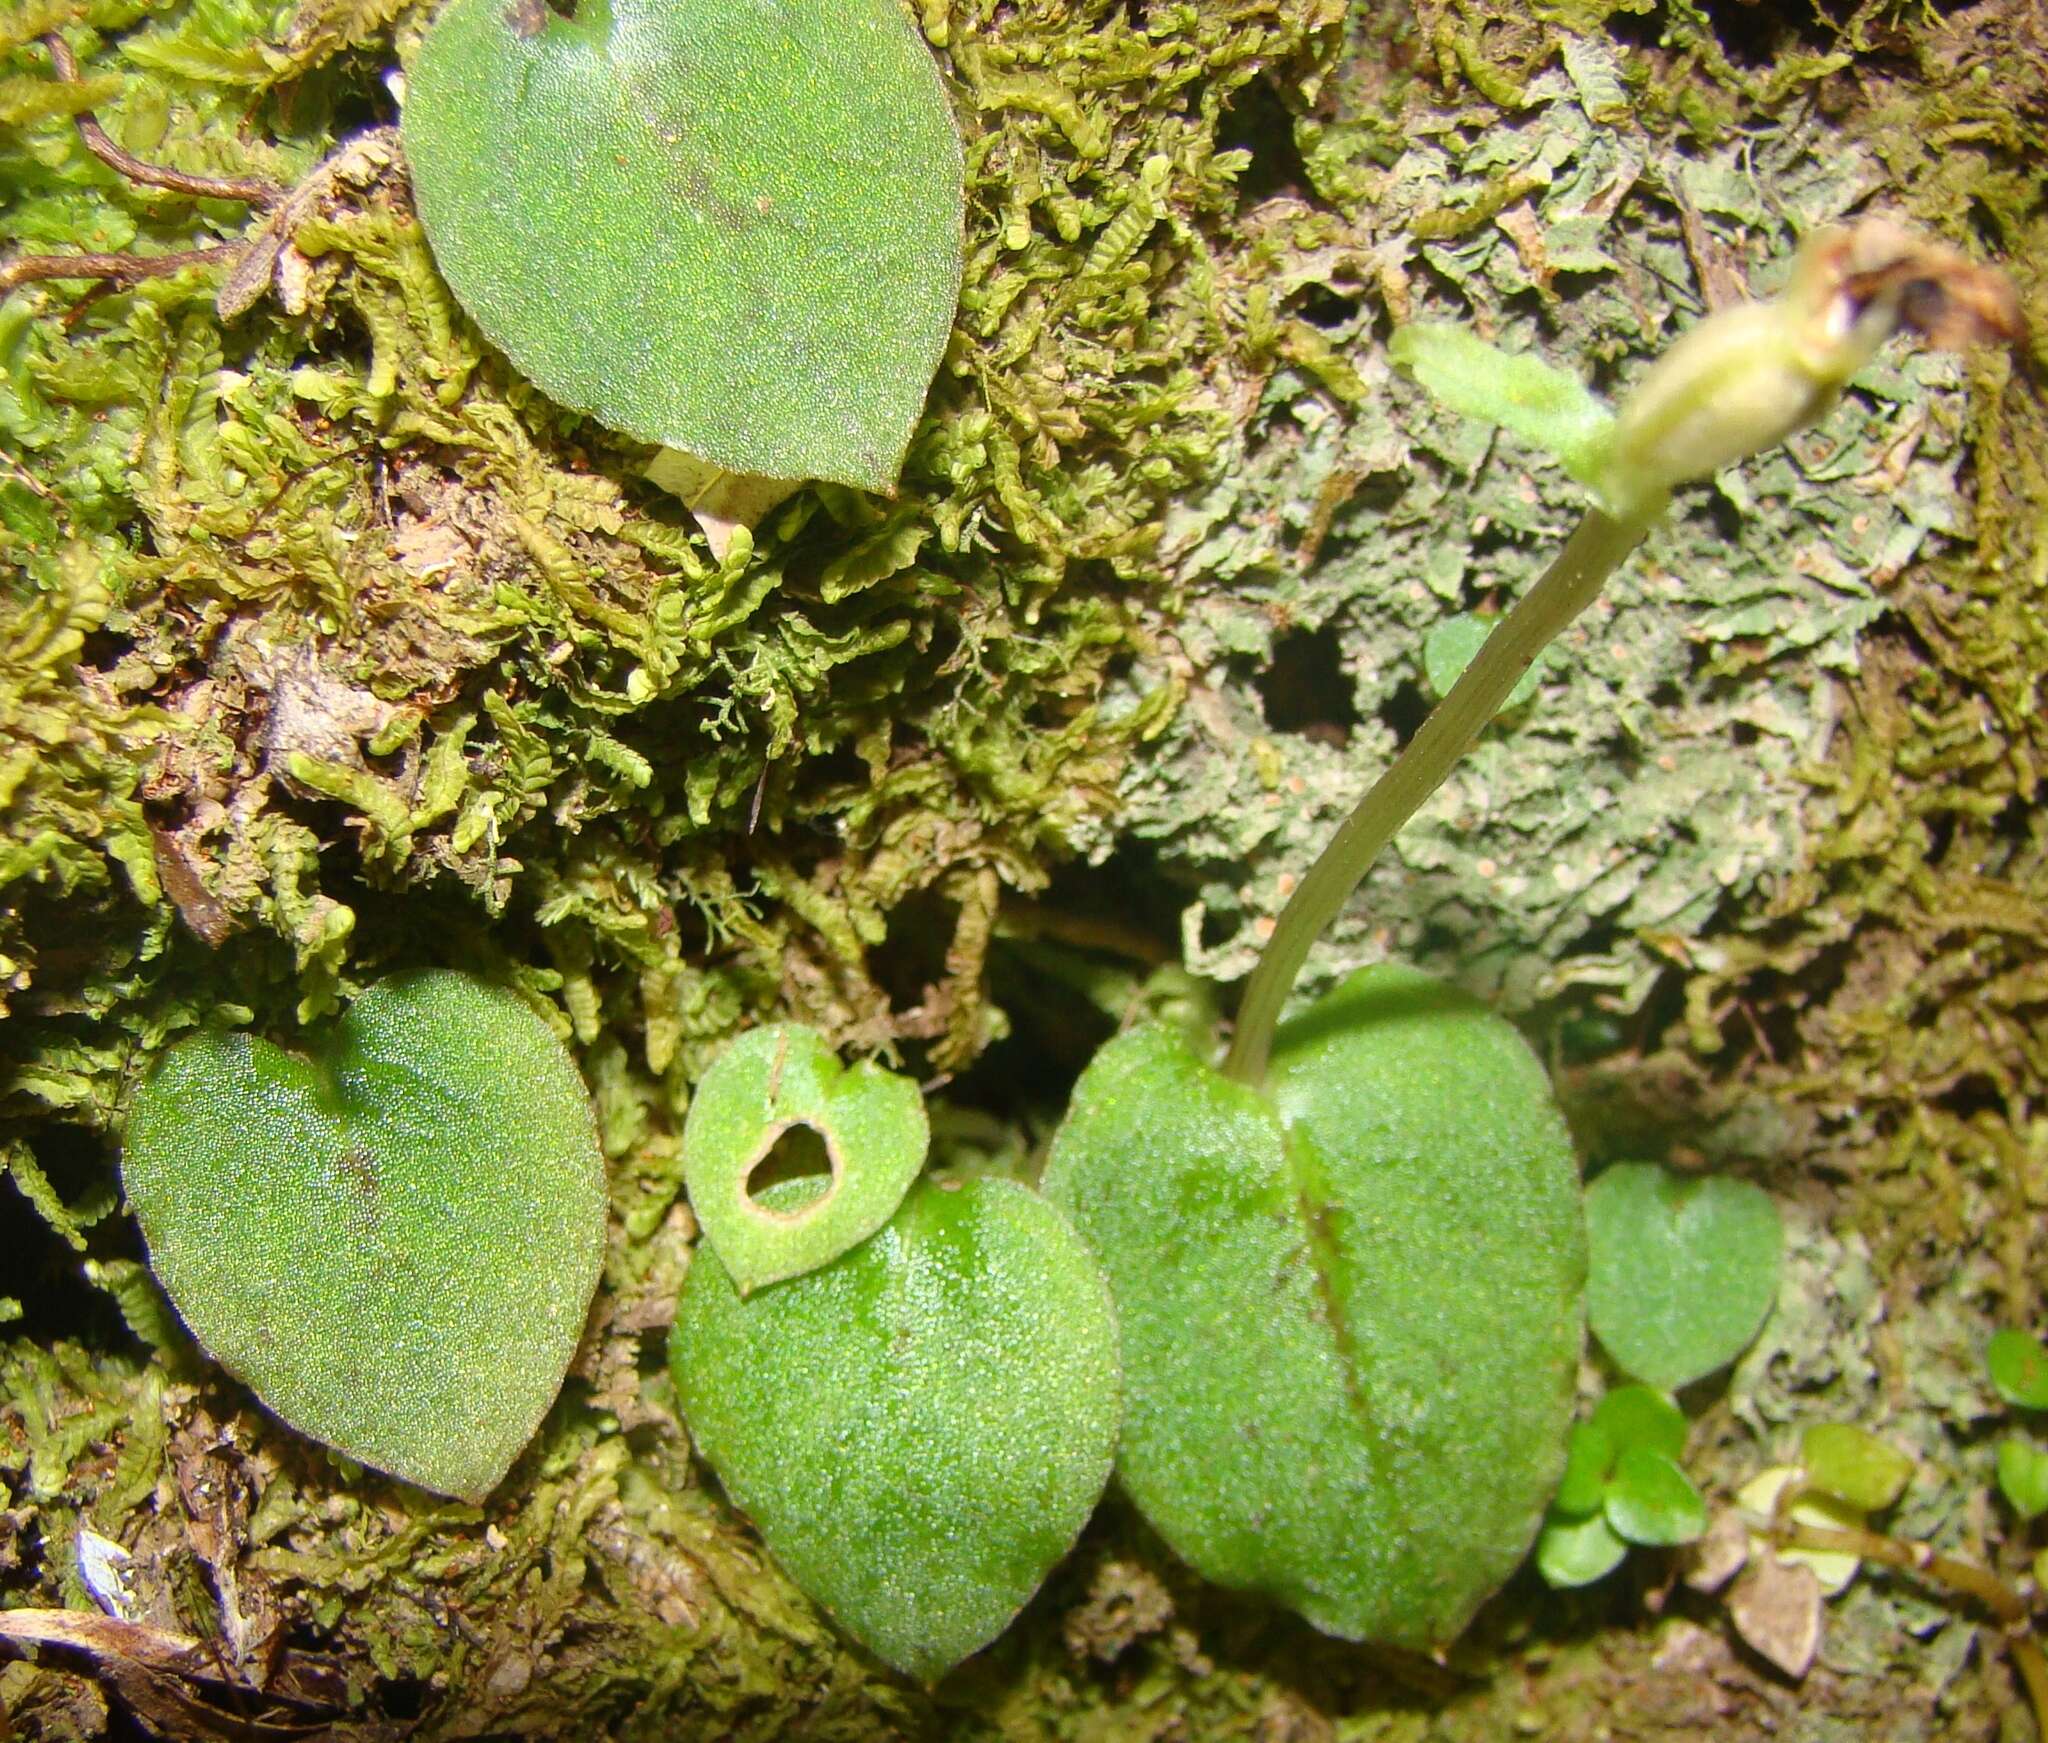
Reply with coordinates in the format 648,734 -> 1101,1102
41,34 -> 282,209
1773,1519 -> 2046,1736
0,245 -> 233,297
0,35 -> 281,299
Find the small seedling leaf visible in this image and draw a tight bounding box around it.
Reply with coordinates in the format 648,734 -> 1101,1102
1388,323 -> 1617,496
1988,1328 -> 2048,1409
1996,1436 -> 2048,1521
1588,1384 -> 1688,1463
1585,1161 -> 1781,1390
1535,1511 -> 1628,1588
403,0 -> 965,491
1043,965 -> 1585,1649
681,1024 -> 927,1294
122,972 -> 607,1500
671,1176 -> 1119,1681
1553,1418 -> 1615,1517
1604,1444 -> 1707,1546
1800,1423 -> 1913,1513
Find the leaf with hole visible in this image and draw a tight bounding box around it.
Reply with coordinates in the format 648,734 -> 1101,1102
121,972 -> 607,1500
402,0 -> 965,491
1585,1161 -> 1781,1390
1042,965 -> 1585,1649
681,1023 -> 926,1294
671,1175 -> 1119,1680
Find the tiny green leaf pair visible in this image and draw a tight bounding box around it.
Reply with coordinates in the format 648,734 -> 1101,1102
122,973 -> 608,1501
1537,1385 -> 1706,1587
402,0 -> 965,493
1988,1330 -> 2048,1519
671,1026 -> 1119,1682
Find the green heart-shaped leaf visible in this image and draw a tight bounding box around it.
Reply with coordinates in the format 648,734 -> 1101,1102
671,1175 -> 1120,1681
1043,964 -> 1585,1650
122,972 -> 607,1500
402,0 -> 965,492
681,1023 -> 927,1294
1585,1161 -> 1782,1390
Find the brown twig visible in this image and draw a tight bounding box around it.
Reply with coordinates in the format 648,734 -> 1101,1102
1773,1519 -> 2027,1623
0,449 -> 61,507
42,34 -> 282,209
0,245 -> 233,296
0,34 -> 284,300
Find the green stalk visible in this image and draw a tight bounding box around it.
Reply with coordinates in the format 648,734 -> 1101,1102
1222,505 -> 1658,1086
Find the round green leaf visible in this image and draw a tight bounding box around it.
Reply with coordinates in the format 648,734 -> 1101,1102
1603,1444 -> 1707,1546
1553,1418 -> 1616,1518
1535,1510 -> 1628,1588
1585,1161 -> 1781,1389
402,0 -> 965,492
1988,1328 -> 2048,1409
1043,965 -> 1585,1650
1997,1436 -> 2048,1521
671,1176 -> 1119,1681
1799,1423 -> 1913,1513
681,1024 -> 927,1295
122,972 -> 607,1501
1588,1383 -> 1688,1462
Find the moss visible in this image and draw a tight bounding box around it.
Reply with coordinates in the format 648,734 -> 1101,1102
2,0 -> 2045,1733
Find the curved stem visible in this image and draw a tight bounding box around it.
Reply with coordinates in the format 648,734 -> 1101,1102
44,34 -> 281,209
1773,1518 -> 2047,1739
1222,506 -> 1657,1086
